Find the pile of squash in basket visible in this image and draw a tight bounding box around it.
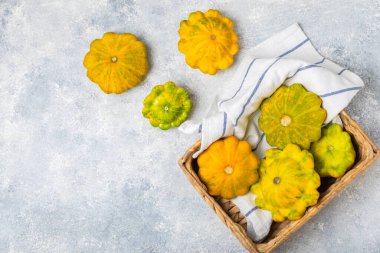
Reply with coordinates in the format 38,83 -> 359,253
198,83 -> 356,222
82,9 -> 356,222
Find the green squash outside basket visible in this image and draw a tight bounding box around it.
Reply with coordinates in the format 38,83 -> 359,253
142,81 -> 192,130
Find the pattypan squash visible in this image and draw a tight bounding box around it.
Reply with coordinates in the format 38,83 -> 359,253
178,9 -> 239,75
198,136 -> 260,199
142,81 -> 192,130
310,123 -> 356,178
251,144 -> 320,222
259,83 -> 327,149
83,32 -> 149,94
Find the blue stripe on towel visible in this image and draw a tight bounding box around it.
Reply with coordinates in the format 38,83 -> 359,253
235,38 -> 310,125
279,38 -> 310,57
222,112 -> 227,136
198,124 -> 202,133
235,58 -> 281,124
286,65 -> 322,80
286,58 -> 325,81
320,86 -> 362,97
315,57 -> 326,65
253,133 -> 265,151
338,68 -> 347,75
245,206 -> 258,217
219,59 -> 257,105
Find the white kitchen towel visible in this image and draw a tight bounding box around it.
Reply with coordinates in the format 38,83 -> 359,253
180,23 -> 364,242
232,192 -> 272,242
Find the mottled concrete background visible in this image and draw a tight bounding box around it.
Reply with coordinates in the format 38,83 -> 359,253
0,0 -> 379,252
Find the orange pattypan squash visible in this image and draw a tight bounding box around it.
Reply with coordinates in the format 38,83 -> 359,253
178,9 -> 239,75
197,136 -> 259,199
83,32 -> 149,94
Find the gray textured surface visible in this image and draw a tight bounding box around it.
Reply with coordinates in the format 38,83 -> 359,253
0,0 -> 379,252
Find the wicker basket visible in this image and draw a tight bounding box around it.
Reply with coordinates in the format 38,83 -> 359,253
178,111 -> 379,253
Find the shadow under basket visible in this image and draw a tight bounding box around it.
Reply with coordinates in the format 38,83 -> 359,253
178,111 -> 379,253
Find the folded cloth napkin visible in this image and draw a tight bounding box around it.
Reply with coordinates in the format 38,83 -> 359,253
180,23 -> 364,242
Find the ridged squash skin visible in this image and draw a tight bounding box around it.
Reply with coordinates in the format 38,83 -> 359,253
310,123 -> 356,178
83,32 -> 149,94
259,83 -> 327,149
198,136 -> 259,199
142,82 -> 192,130
251,144 -> 320,222
178,9 -> 239,75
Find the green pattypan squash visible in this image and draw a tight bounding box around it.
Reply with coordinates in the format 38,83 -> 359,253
259,83 -> 327,149
310,123 -> 356,178
142,81 -> 192,130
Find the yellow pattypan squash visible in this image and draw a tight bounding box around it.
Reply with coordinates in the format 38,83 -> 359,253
198,136 -> 259,199
251,144 -> 320,222
310,123 -> 356,178
83,32 -> 149,94
259,83 -> 327,149
178,9 -> 239,75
